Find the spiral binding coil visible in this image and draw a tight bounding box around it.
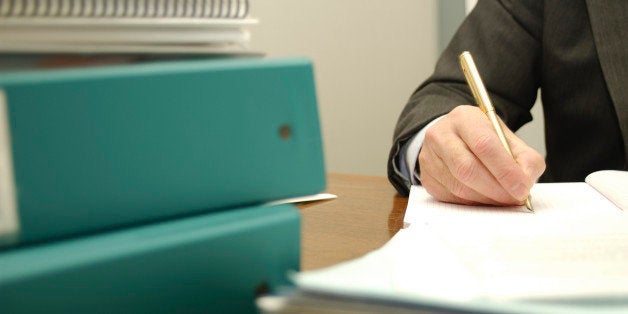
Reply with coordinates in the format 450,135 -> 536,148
0,0 -> 249,18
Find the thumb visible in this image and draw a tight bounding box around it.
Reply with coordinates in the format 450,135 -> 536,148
503,125 -> 546,183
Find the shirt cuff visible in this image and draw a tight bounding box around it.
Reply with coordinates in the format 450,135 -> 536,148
400,116 -> 444,185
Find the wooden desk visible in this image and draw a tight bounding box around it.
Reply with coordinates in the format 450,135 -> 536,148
298,173 -> 408,270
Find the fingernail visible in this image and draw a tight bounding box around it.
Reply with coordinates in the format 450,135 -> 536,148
511,183 -> 528,201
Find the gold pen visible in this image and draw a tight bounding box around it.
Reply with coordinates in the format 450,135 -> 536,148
458,51 -> 534,211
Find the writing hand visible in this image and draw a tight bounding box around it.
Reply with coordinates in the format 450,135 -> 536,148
418,105 -> 546,206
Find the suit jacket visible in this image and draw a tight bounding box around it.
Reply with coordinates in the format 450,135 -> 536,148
388,0 -> 628,196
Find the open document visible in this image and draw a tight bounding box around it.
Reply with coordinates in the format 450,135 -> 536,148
267,170 -> 628,313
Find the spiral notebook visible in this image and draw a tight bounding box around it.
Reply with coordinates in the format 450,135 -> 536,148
1,0 -> 250,18
0,0 -> 257,54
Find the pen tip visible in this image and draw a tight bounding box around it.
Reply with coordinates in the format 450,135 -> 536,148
525,197 -> 534,213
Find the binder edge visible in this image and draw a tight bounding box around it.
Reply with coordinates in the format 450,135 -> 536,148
0,89 -> 19,244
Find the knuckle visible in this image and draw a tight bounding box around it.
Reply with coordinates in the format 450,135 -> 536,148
449,105 -> 472,118
452,155 -> 477,183
472,133 -> 496,156
495,164 -> 520,184
424,127 -> 438,144
448,107 -> 463,121
449,106 -> 461,116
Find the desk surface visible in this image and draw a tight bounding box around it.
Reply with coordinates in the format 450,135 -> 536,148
298,173 -> 408,270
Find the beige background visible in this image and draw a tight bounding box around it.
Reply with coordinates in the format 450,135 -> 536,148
249,0 -> 545,176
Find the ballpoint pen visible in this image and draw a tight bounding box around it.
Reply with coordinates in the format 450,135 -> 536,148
458,51 -> 534,212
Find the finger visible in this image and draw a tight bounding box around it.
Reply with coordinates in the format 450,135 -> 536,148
501,124 -> 546,183
425,117 -> 520,204
419,167 -> 479,205
450,107 -> 531,201
420,138 -> 512,205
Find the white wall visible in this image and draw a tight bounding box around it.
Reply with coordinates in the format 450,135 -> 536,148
248,1 -> 438,176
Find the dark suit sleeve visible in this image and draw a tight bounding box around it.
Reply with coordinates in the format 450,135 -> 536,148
388,0 -> 544,196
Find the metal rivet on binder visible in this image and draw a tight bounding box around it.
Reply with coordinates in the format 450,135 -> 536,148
279,124 -> 292,140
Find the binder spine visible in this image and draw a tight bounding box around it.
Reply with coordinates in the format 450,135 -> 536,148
0,0 -> 249,18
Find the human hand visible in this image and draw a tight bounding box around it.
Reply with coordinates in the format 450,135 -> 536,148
418,105 -> 546,206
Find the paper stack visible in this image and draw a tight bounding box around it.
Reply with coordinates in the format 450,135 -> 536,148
261,171 -> 628,313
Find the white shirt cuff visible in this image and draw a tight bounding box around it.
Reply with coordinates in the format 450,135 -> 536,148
404,116 -> 444,184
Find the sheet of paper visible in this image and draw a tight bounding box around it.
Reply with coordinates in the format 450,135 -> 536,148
400,182 -> 628,300
586,170 -> 628,211
293,177 -> 628,312
294,228 -> 484,302
265,193 -> 337,206
293,228 -> 408,297
409,214 -> 628,300
404,183 -> 620,226
294,225 -> 628,312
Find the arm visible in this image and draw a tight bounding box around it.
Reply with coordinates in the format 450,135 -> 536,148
388,0 -> 545,198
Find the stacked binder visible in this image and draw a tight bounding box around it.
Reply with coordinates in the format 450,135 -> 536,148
0,56 -> 325,313
0,0 -> 257,54
0,3 -> 325,310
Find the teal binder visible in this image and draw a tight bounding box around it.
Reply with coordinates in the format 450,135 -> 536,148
0,203 -> 300,314
0,57 -> 325,246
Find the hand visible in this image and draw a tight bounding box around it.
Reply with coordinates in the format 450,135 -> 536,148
418,105 -> 546,206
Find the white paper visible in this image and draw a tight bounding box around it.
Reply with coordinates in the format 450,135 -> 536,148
415,214 -> 628,300
295,227 -> 480,301
265,193 -> 337,206
398,181 -> 628,299
586,170 -> 628,211
404,183 -> 620,227
293,173 -> 628,311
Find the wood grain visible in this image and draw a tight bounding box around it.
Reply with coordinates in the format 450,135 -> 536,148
298,173 -> 408,270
